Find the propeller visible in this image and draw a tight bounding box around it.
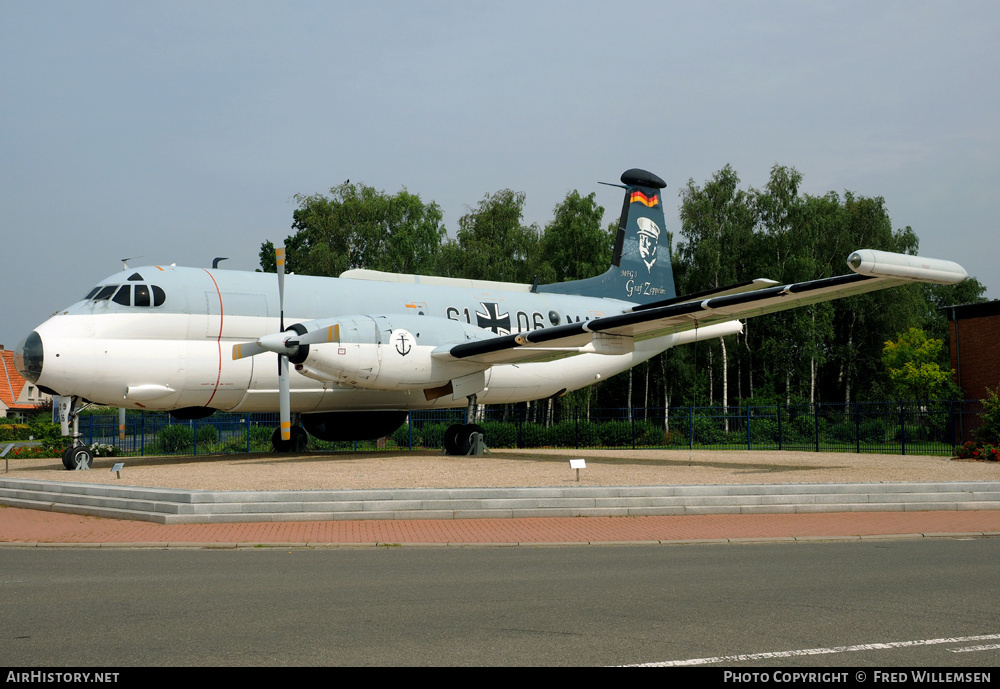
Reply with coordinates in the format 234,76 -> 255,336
230,248 -> 343,442
275,247 -> 290,441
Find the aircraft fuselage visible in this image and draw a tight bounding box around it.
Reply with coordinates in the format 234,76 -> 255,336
21,265 -> 730,414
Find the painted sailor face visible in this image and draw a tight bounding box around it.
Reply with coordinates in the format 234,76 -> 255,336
636,217 -> 660,273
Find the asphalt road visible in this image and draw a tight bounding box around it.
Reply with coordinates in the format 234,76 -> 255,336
2,539 -> 998,667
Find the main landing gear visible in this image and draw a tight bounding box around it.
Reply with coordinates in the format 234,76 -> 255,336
60,396 -> 94,470
442,393 -> 489,456
442,423 -> 485,455
271,416 -> 308,453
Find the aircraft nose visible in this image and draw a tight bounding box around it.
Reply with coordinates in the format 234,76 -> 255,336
14,331 -> 44,383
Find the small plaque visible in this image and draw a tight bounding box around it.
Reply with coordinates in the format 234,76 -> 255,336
569,459 -> 586,469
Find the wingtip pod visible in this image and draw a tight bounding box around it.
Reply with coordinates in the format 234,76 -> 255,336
847,249 -> 968,285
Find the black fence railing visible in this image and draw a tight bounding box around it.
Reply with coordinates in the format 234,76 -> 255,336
69,400 -> 986,457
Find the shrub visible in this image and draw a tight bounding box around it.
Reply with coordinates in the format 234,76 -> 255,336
575,419 -> 601,448
415,422 -> 449,449
481,421 -> 517,448
518,422 -> 548,448
690,414 -> 725,445
634,420 -> 664,447
391,423 -> 412,449
975,387 -> 1000,446
957,441 -> 1000,461
195,424 -> 219,447
90,443 -> 120,457
598,420 -> 633,447
156,424 -> 194,453
0,424 -> 31,442
547,420 -> 577,447
749,418 -> 779,445
858,418 -> 890,443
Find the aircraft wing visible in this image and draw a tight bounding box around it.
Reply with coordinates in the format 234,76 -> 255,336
436,249 -> 967,366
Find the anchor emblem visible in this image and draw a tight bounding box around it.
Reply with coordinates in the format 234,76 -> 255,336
393,330 -> 413,356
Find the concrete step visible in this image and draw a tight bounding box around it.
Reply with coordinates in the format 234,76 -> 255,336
3,478 -> 999,524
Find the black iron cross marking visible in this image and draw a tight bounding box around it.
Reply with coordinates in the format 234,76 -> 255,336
476,302 -> 511,335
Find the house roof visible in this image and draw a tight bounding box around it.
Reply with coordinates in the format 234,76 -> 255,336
945,299 -> 1000,321
0,348 -> 36,410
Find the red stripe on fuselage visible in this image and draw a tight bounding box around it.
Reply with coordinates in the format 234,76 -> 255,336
202,269 -> 224,407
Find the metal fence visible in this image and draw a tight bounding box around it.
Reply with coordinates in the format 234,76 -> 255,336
71,399 -> 987,457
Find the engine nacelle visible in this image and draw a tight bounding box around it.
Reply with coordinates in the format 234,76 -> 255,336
295,314 -> 490,391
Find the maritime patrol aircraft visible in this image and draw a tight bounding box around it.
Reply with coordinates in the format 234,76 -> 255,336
14,169 -> 968,468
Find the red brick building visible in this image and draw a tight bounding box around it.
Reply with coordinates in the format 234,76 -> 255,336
947,300 -> 1000,402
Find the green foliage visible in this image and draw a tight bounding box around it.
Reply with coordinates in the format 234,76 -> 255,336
0,423 -> 31,441
195,424 -> 219,446
480,421 -> 518,448
391,423 -> 412,449
882,328 -> 961,401
261,182 -> 446,277
518,422 -> 548,448
439,189 -> 543,283
921,278 -> 988,342
541,191 -> 612,282
156,424 -> 194,454
414,422 -> 449,449
975,386 -> 1000,446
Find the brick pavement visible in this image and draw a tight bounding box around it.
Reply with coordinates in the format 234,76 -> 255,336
2,505 -> 998,547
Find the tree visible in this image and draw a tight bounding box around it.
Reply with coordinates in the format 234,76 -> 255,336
439,189 -> 543,283
882,327 -> 960,401
540,191 -> 613,282
920,277 -> 988,342
259,182 -> 446,276
678,165 -> 757,411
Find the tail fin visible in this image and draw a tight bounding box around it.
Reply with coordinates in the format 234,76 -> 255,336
537,168 -> 676,304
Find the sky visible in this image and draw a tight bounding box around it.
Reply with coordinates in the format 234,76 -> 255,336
2,1 -> 998,350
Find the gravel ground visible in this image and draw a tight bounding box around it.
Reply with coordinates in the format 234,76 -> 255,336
3,448 -> 998,491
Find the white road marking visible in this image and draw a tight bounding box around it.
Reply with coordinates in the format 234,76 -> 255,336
631,633 -> 1000,666
949,643 -> 1000,653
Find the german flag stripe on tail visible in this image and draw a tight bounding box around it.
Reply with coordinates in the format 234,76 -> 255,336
629,191 -> 659,207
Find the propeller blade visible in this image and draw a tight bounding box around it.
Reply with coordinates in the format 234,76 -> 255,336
232,340 -> 269,360
276,246 -> 286,332
298,323 -> 341,346
278,354 -> 291,441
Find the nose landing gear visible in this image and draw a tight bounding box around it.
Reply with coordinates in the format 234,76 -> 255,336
59,396 -> 94,470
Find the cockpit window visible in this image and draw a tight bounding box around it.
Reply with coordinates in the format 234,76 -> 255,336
112,285 -> 131,306
87,283 -> 164,307
94,285 -> 118,301
128,272 -> 144,281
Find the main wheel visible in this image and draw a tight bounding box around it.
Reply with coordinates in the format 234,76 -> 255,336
459,424 -> 485,455
443,424 -> 485,455
63,446 -> 93,470
272,426 -> 308,453
443,424 -> 463,455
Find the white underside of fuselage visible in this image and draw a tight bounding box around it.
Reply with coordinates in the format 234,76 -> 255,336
31,311 -> 677,412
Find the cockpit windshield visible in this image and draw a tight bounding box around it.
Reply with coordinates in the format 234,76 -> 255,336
85,283 -> 165,307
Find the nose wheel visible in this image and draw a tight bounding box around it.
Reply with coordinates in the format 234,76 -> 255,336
61,445 -> 93,470
59,396 -> 95,470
